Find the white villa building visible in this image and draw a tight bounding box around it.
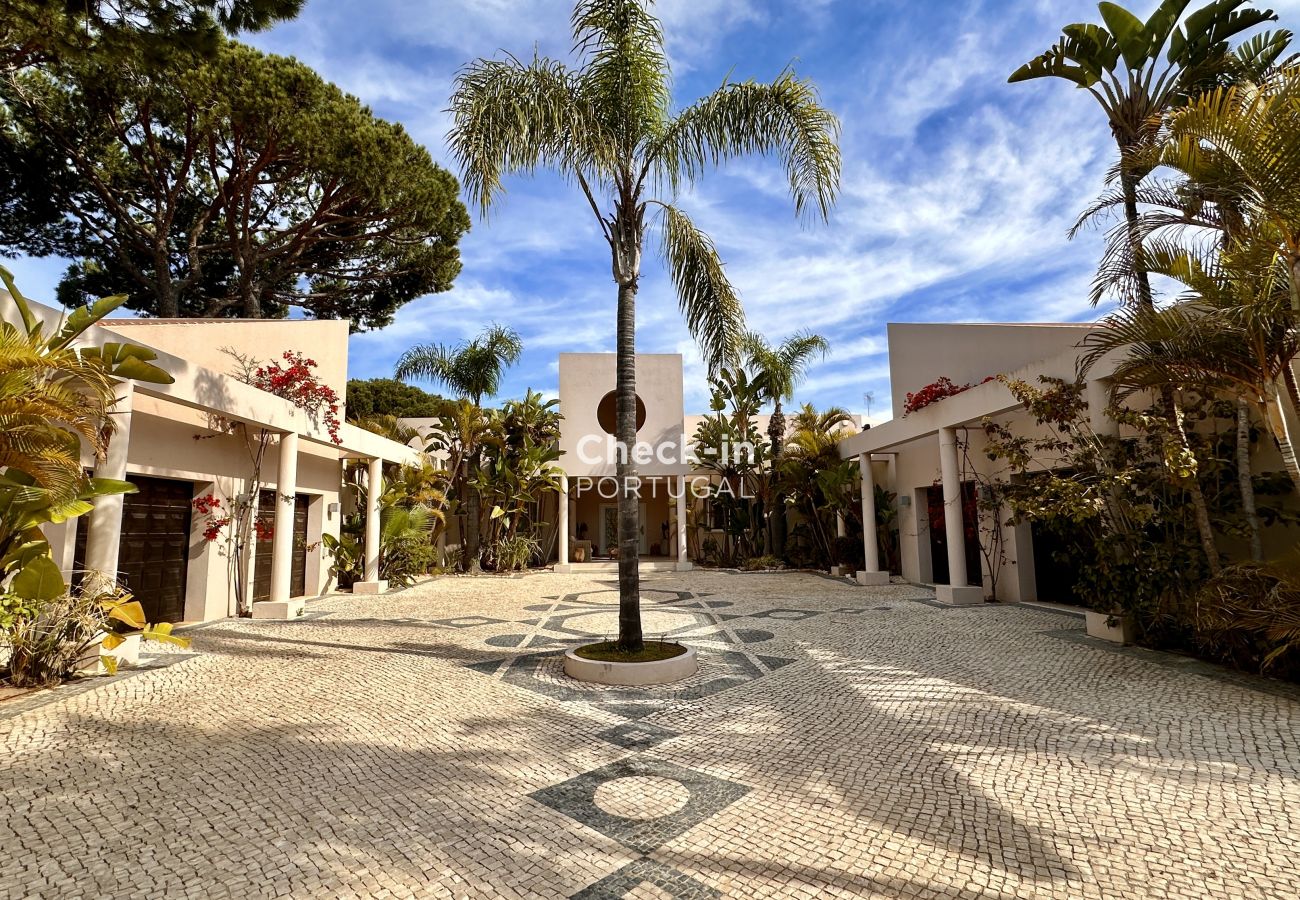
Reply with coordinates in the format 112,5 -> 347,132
22,287 -> 1295,624
11,294 -> 419,625
840,322 -> 1298,605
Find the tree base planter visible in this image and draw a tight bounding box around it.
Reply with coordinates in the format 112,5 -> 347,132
1085,611 -> 1135,644
829,565 -> 855,578
857,571 -> 890,586
934,585 -> 984,606
563,643 -> 697,686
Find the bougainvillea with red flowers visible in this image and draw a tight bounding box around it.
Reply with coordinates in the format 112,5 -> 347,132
247,351 -> 343,445
193,493 -> 222,515
200,514 -> 232,542
192,494 -> 230,541
902,375 -> 996,416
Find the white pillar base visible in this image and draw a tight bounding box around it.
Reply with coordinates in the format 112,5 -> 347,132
857,571 -> 890,586
674,561 -> 694,572
935,585 -> 984,606
251,597 -> 306,619
554,564 -> 573,574
352,580 -> 388,595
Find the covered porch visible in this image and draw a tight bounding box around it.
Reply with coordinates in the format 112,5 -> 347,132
554,473 -> 694,572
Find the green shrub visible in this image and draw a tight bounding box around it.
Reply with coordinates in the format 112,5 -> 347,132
4,587 -> 188,687
831,535 -> 862,569
741,555 -> 783,571
382,540 -> 438,587
322,533 -> 362,589
492,534 -> 541,572
700,537 -> 722,567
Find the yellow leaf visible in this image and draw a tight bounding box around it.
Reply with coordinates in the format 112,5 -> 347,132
106,600 -> 147,630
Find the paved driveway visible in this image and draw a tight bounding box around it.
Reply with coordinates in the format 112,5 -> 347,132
3,571 -> 1299,899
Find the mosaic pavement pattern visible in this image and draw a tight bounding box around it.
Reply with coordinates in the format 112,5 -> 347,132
2,570 -> 1300,898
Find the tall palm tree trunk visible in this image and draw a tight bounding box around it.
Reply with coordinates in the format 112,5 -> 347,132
616,279 -> 643,650
1265,386 -> 1300,492
768,401 -> 785,558
1123,162 -> 1222,575
463,456 -> 483,573
1237,396 -> 1263,562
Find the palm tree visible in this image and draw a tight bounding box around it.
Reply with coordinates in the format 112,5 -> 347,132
1011,1 -> 1286,578
1011,0 -> 1286,308
396,323 -> 523,571
1080,65 -> 1300,563
740,329 -> 829,556
447,0 -> 840,650
1164,66 -> 1300,315
396,323 -> 523,406
780,403 -> 853,566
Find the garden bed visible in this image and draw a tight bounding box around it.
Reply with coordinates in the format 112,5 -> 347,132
573,640 -> 688,663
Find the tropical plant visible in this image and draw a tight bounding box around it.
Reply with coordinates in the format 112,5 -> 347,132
378,503 -> 438,588
398,324 -> 523,573
778,404 -> 855,568
1194,560 -> 1300,675
446,0 -> 840,650
321,532 -> 362,589
740,330 -> 829,556
396,324 -> 523,406
1011,0 -> 1287,308
692,368 -> 767,564
0,266 -> 172,603
5,584 -> 190,687
494,533 -> 542,573
1012,1 -> 1289,578
352,414 -> 422,447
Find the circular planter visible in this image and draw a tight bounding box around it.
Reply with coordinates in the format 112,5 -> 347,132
563,645 -> 698,686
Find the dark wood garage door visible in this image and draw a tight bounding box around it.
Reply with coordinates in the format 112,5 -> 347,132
75,475 -> 193,623
252,491 -> 310,602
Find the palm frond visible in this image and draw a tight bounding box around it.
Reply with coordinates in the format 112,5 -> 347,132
657,204 -> 745,374
447,53 -> 606,216
571,0 -> 671,145
652,70 -> 841,221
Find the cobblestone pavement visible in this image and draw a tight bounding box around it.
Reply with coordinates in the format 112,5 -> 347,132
4,571 -> 1300,899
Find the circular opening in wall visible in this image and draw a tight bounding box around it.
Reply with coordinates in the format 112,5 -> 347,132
597,390 -> 646,436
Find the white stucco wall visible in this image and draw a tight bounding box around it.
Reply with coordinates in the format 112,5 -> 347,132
886,323 -> 1094,416
100,318 -> 351,400
558,353 -> 689,477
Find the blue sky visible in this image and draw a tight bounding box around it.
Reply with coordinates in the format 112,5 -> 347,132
8,0 -> 1299,418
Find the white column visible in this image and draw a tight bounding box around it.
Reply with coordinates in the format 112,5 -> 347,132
835,511 -> 846,538
84,382 -> 134,594
937,427 -> 982,605
557,474 -> 570,572
857,453 -> 889,585
269,432 -> 299,605
361,456 -> 383,585
1087,378 -> 1119,437
676,474 -> 691,571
